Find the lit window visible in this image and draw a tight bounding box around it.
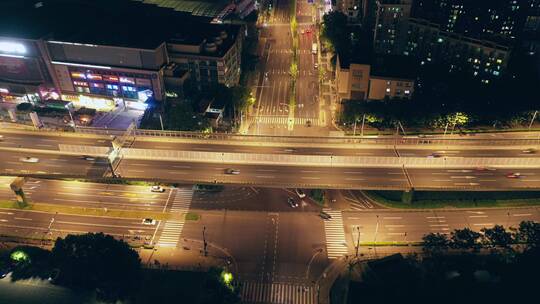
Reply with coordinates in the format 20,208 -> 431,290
386,88 -> 391,93
405,90 -> 410,94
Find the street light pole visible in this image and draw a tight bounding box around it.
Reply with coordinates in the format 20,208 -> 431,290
360,114 -> 366,137
355,226 -> 360,258
202,226 -> 208,257
529,110 -> 538,130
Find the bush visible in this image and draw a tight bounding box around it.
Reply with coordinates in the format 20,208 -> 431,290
16,102 -> 33,113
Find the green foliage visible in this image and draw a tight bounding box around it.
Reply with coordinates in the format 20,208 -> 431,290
7,246 -> 52,281
16,102 -> 33,113
321,11 -> 350,55
422,233 -> 449,255
52,233 -> 141,302
481,225 -> 513,248
309,189 -> 325,205
515,221 -> 540,248
450,228 -> 482,250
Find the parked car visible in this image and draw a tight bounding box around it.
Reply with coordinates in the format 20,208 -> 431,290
506,172 -> 521,179
82,155 -> 95,161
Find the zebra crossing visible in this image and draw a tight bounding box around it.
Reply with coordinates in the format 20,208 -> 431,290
170,188 -> 193,213
255,116 -> 322,126
240,281 -> 316,304
156,188 -> 194,247
322,209 -> 349,259
156,221 -> 184,247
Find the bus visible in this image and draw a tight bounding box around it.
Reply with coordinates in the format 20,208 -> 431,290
312,43 -> 317,55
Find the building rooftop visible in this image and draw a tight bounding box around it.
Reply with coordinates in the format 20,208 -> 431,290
0,0 -> 237,50
131,0 -> 229,18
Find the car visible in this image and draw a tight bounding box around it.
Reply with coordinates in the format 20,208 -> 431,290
288,197 -> 299,208
295,188 -> 306,198
506,172 -> 521,179
142,218 -> 156,225
20,157 -> 39,163
319,211 -> 332,220
284,148 -> 296,153
225,168 -> 240,175
0,135 -> 3,140
314,63 -> 318,69
427,153 -> 441,158
301,29 -> 305,34
305,28 -> 312,34
82,155 -> 95,161
306,120 -> 312,127
151,185 -> 165,193
522,148 -> 536,154
48,269 -> 60,282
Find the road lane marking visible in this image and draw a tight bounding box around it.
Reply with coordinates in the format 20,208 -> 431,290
383,217 -> 402,220
344,171 -> 363,174
512,213 -> 532,217
345,178 -> 364,181
469,215 -> 488,218
36,144 -> 53,147
426,216 -> 445,219
448,170 -> 472,173
430,224 -> 449,227
130,163 -> 150,166
256,175 -> 275,179
168,171 -> 188,175
479,179 -> 496,182
384,224 -> 405,227
256,169 -> 277,172
390,179 -> 408,182
301,170 -> 320,173
0,212 -> 14,215
434,180 -> 452,182
173,165 -> 191,169
55,221 -> 155,230
473,223 -> 494,226
14,217 -> 32,221
301,177 -> 320,180
387,173 -> 403,175
387,232 -> 406,236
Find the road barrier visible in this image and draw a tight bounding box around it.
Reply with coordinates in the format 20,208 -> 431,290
120,148 -> 540,168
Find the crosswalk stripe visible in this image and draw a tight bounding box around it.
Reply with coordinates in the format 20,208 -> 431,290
323,209 -> 348,259
255,116 -> 322,126
240,281 -> 315,304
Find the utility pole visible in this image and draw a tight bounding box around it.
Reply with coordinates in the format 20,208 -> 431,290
353,119 -> 357,136
360,114 -> 366,137
529,110 -> 538,130
202,226 -> 208,257
355,226 -> 360,258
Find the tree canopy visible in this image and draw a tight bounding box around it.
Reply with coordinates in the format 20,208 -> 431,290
51,233 -> 142,302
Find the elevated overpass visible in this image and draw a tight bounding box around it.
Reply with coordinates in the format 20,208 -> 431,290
1,126 -> 540,190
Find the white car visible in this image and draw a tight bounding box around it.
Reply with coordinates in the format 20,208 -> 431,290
142,218 -> 156,225
151,185 -> 165,193
522,148 -> 536,154
20,157 -> 39,163
225,168 -> 240,175
295,188 -> 306,198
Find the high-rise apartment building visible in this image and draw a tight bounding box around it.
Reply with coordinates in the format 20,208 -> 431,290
412,0 -> 531,40
373,0 -> 413,54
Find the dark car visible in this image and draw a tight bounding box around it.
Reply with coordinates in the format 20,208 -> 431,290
319,211 -> 332,220
288,197 -> 299,208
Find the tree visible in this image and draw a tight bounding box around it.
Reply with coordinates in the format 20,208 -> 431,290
51,233 -> 141,302
7,246 -> 52,281
515,221 -> 540,248
450,228 -> 482,250
422,233 -> 449,255
481,225 -> 513,248
199,267 -> 240,304
321,11 -> 350,54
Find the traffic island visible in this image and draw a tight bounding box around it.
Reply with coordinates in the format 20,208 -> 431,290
363,190 -> 540,209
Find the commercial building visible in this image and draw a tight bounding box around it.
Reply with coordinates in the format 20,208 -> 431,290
336,54 -> 415,101
131,0 -> 256,21
167,24 -> 244,89
336,0 -> 362,22
0,0 -> 243,110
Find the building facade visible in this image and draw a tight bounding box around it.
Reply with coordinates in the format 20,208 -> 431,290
167,25 -> 243,89
373,0 -> 413,54
405,18 -> 511,83
336,55 -> 415,101
0,37 -> 57,103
